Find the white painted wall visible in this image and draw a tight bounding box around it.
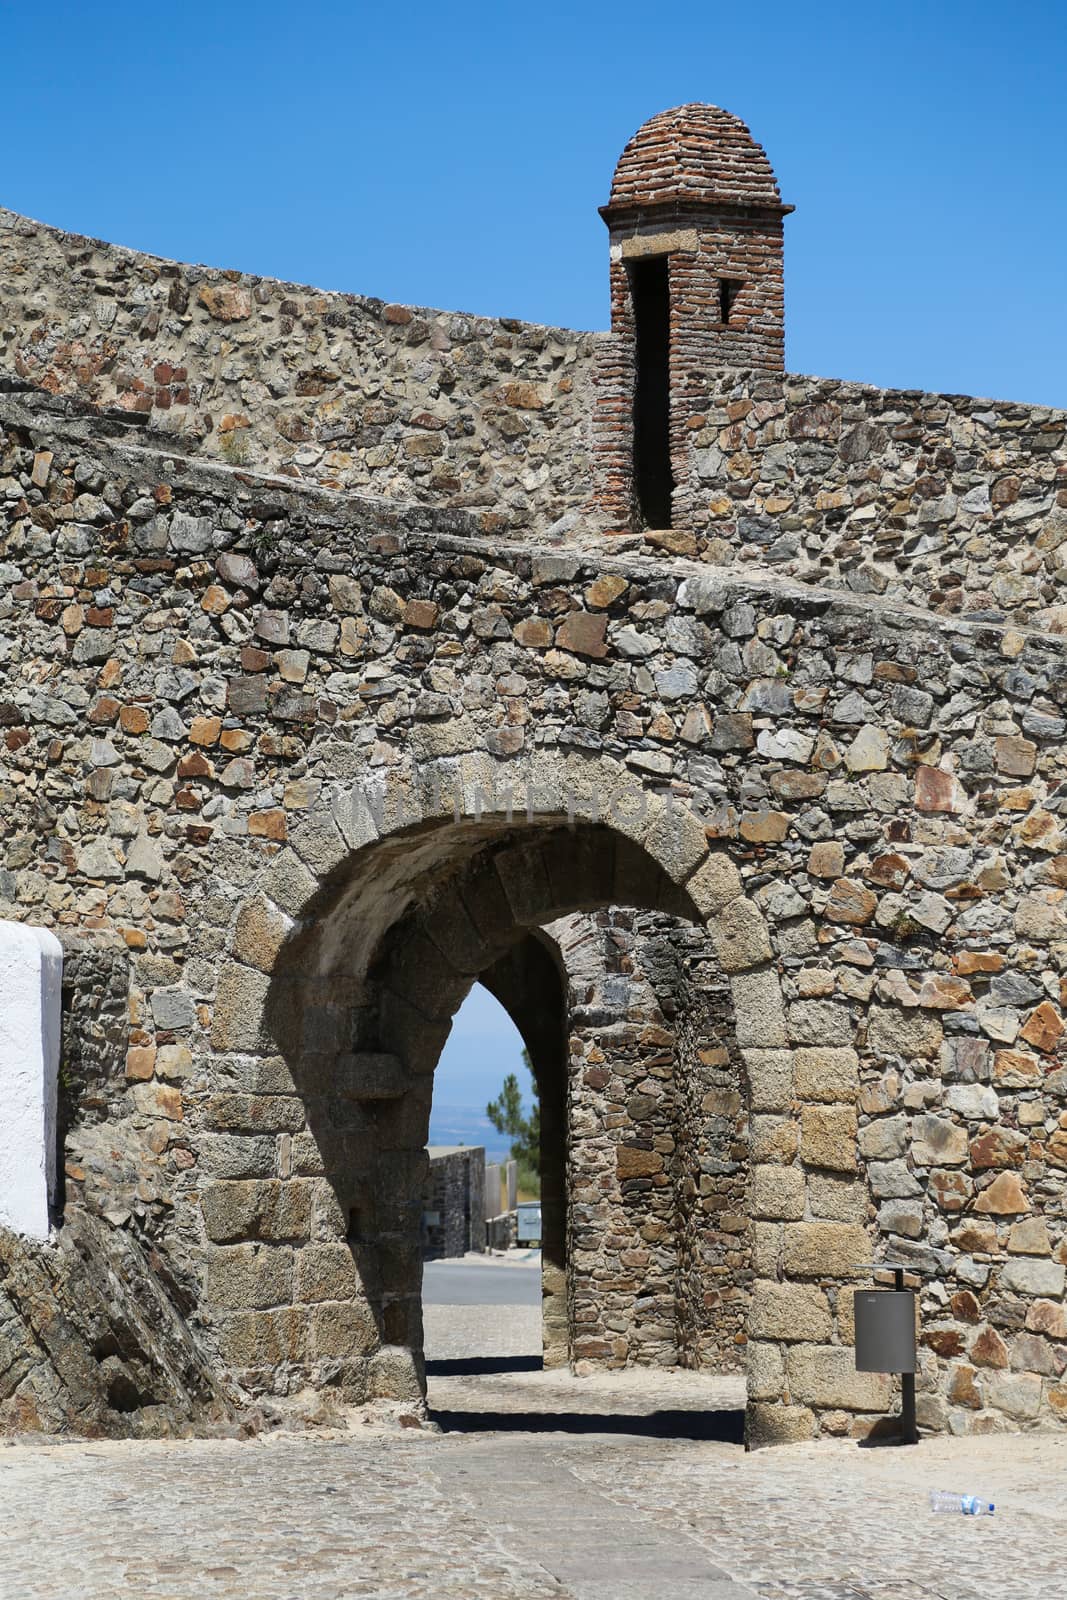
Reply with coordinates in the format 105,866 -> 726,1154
0,921 -> 62,1239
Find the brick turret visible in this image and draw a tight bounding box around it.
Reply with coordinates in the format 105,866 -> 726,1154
595,104 -> 792,536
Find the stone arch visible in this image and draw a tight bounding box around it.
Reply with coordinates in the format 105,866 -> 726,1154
203,750 -> 794,1438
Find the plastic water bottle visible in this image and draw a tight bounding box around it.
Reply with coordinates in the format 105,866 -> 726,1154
929,1490 -> 995,1516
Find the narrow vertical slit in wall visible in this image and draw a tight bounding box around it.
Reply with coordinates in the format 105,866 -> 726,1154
719,278 -> 743,326
628,256 -> 673,529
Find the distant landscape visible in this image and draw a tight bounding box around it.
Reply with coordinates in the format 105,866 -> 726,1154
427,1102 -> 514,1163
428,984 -> 535,1164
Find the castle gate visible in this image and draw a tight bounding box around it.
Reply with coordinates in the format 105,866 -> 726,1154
1,105 -> 1066,1444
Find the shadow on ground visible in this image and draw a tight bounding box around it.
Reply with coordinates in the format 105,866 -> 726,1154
428,1405 -> 746,1441
425,1355 -> 543,1377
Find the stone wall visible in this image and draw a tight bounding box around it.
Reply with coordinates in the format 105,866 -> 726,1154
6,204 -> 1064,632
670,373 -> 1067,632
422,1147 -> 485,1260
562,909 -> 689,1368
0,208 -> 595,536
557,908 -> 748,1373
3,92 -> 1067,1446
671,924 -> 750,1372
3,375 -> 1067,1442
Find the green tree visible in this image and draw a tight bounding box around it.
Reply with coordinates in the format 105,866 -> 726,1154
486,1049 -> 540,1188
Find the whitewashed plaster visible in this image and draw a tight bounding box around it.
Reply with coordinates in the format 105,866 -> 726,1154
0,921 -> 62,1238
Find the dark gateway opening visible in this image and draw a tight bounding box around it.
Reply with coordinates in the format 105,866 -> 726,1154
628,255 -> 673,529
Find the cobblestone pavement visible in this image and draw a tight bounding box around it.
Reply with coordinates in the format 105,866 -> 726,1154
4,1414 -> 1067,1600
2,1290 -> 1064,1600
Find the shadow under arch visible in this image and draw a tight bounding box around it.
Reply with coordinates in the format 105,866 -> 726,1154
256,813 -> 704,1398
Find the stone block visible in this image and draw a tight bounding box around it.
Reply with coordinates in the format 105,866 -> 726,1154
685,850 -> 742,917
1025,1300 -> 1067,1338
746,1340 -> 786,1402
310,1299 -> 378,1359
782,1222 -> 870,1278
787,1000 -> 853,1047
809,1173 -> 869,1224
201,1179 -> 313,1243
336,1053 -> 408,1101
131,1082 -> 183,1121
745,1402 -> 816,1446
974,1172 -> 1030,1214
793,1047 -> 859,1103
751,1163 -> 805,1220
970,1123 -> 1030,1170
1000,1257 -> 1066,1298
751,1115 -> 799,1163
311,1179 -> 348,1242
259,850 -> 319,918
800,1105 -> 857,1172
751,1222 -> 781,1275
199,1134 -> 279,1180
748,1280 -> 833,1342
289,1132 -> 327,1176
786,1345 -> 891,1412
203,1094 -> 305,1134
1007,1218 -> 1052,1256
867,1159 -> 922,1198
218,1308 -> 307,1367
911,1114 -> 969,1167
731,967 -> 789,1049
878,1201 -> 923,1239
643,801 -> 710,883
220,1055 -> 299,1095
382,930 -> 464,1021
290,813 -> 350,879
233,896 -> 291,973
711,896 -> 773,973
1011,1333 -> 1059,1376
868,1005 -> 943,1060
492,843 -> 554,926
367,1345 -> 421,1401
205,1244 -> 293,1310
983,1370 -> 1043,1421
211,964 -> 271,1051
858,1115 -> 906,1161
617,1146 -> 663,1180
150,986 -> 197,1032
744,1049 -> 793,1112
295,1243 -> 360,1303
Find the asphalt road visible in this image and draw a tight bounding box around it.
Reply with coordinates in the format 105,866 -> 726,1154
423,1257 -> 543,1306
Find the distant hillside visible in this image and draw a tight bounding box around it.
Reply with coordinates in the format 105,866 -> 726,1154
427,1103 -> 512,1163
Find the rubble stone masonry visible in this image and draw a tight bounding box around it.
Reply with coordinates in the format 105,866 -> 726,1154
0,103 -> 1066,1445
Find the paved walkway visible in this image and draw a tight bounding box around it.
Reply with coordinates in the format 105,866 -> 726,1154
2,1272 -> 1065,1598
4,1419 -> 1066,1599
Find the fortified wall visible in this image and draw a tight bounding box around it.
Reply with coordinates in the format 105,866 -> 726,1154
1,105 -> 1066,1446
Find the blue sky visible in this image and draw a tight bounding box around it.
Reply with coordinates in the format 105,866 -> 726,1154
430,986 -> 532,1157
4,0 -> 1065,404
4,2 -> 1064,1129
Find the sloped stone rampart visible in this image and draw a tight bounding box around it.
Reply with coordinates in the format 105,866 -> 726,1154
0,1207 -> 238,1435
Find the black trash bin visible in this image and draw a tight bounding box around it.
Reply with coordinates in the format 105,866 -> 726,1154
851,1263 -> 919,1444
